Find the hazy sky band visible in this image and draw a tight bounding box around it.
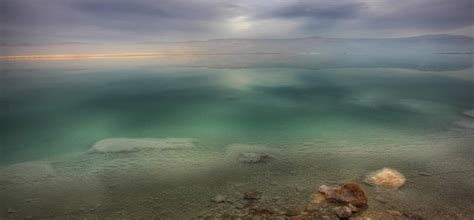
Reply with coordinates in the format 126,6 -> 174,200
1,0 -> 473,45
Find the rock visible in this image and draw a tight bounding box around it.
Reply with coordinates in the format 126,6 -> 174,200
7,208 -> 16,214
348,204 -> 358,212
234,208 -> 250,217
386,210 -> 402,216
89,138 -> 196,153
311,192 -> 326,204
319,183 -> 368,206
295,185 -> 307,192
365,168 -> 407,189
321,215 -> 331,220
418,172 -> 432,176
256,208 -> 274,215
463,109 -> 474,118
305,203 -> 318,212
453,120 -> 474,129
374,196 -> 388,204
403,212 -> 423,220
244,191 -> 262,200
238,152 -> 273,163
285,207 -> 301,216
333,206 -> 352,219
211,194 -> 227,203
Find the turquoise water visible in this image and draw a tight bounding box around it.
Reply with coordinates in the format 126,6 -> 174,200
1,54 -> 474,219
2,55 -> 473,164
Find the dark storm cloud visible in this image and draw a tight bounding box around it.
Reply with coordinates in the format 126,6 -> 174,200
260,1 -> 366,19
70,0 -> 228,20
0,0 -> 473,48
366,0 -> 474,30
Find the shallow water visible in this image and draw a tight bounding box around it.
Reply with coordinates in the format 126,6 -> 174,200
1,54 -> 474,219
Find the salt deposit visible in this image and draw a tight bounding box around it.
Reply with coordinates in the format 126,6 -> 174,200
453,120 -> 474,129
462,110 -> 474,118
89,138 -> 196,153
364,168 -> 406,189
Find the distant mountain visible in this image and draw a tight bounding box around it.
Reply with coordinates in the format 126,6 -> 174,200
145,34 -> 474,55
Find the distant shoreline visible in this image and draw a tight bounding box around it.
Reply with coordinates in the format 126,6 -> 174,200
0,52 -> 282,61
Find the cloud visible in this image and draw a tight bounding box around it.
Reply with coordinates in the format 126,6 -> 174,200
259,1 -> 366,19
0,0 -> 473,49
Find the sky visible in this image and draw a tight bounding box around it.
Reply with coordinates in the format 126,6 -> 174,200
1,0 -> 473,48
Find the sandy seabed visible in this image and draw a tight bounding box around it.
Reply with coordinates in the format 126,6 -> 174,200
1,127 -> 474,220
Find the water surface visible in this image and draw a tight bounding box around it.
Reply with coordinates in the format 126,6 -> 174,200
1,54 -> 473,219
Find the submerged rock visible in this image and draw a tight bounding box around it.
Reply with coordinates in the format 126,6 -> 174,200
311,192 -> 326,204
319,183 -> 368,206
7,208 -> 16,214
89,138 -> 196,153
403,212 -> 423,220
238,152 -> 273,163
333,206 -> 352,219
387,210 -> 402,216
365,168 -> 406,189
463,109 -> 474,118
285,207 -> 301,216
211,194 -> 227,203
453,120 -> 474,129
243,191 -> 262,200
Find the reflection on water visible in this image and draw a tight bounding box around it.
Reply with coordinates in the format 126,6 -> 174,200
1,54 -> 473,219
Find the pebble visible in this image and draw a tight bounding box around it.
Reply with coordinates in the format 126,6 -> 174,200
386,210 -> 402,216
348,204 -> 358,212
319,183 -> 368,206
403,212 -> 423,220
211,194 -> 227,203
418,172 -> 432,176
285,207 -> 301,216
375,196 -> 388,204
333,206 -> 352,218
295,186 -> 306,192
238,152 -> 273,163
244,191 -> 262,200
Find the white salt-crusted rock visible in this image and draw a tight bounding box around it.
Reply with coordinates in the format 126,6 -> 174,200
463,109 -> 474,118
364,168 -> 406,189
453,120 -> 474,129
89,138 -> 196,153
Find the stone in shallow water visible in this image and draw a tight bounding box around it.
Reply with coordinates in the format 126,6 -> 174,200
311,192 -> 326,204
403,212 -> 423,220
285,207 -> 301,216
89,138 -> 196,153
387,210 -> 402,216
243,191 -> 262,200
238,152 -> 273,163
364,168 -> 406,189
333,206 -> 352,218
319,183 -> 368,206
453,120 -> 474,129
211,194 -> 227,203
463,109 -> 474,118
